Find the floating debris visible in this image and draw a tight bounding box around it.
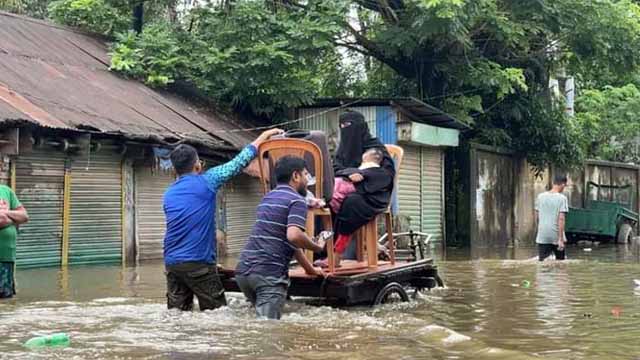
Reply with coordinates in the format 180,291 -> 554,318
24,333 -> 70,349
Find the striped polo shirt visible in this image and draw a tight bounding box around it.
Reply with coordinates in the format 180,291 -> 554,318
235,185 -> 308,279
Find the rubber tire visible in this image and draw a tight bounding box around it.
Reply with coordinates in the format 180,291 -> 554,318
373,282 -> 409,305
617,223 -> 634,244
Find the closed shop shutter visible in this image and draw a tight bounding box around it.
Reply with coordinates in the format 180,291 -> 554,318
135,166 -> 174,261
421,147 -> 444,242
68,152 -> 123,265
15,150 -> 66,268
224,174 -> 263,255
298,108 -> 333,134
397,145 -> 421,229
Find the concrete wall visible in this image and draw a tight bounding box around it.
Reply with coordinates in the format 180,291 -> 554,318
470,145 -> 515,248
514,159 -> 550,246
462,145 -> 640,248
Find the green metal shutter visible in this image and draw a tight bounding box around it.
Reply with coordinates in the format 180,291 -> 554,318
421,147 -> 444,242
397,145 -> 422,230
68,153 -> 123,265
224,174 -> 263,255
15,150 -> 66,268
135,167 -> 174,261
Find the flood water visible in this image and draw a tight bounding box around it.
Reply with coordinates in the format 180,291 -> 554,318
2,244 -> 640,359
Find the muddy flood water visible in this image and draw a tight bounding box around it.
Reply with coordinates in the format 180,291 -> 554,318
2,244 -> 640,359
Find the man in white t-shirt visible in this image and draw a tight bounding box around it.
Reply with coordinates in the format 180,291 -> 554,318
535,175 -> 569,261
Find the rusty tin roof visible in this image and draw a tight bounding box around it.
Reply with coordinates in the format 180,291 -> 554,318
0,11 -> 254,150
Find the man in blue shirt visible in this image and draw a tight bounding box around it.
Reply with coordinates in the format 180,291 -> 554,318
236,156 -> 325,319
163,128 -> 282,311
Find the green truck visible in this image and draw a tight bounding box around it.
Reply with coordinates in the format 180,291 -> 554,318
565,182 -> 638,243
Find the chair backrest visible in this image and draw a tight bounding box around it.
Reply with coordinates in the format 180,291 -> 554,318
385,144 -> 404,213
385,144 -> 404,185
257,138 -> 324,197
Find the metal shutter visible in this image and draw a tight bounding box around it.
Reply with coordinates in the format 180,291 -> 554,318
397,145 -> 421,230
15,150 -> 66,268
68,153 -> 122,265
421,147 -> 444,242
224,174 -> 263,255
135,166 -> 174,261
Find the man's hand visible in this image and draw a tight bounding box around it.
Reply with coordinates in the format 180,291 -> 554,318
557,238 -> 565,251
305,266 -> 325,277
252,128 -> 284,147
294,249 -> 325,277
349,173 -> 364,183
0,213 -> 13,228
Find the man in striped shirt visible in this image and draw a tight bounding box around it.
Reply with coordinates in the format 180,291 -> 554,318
235,156 -> 324,319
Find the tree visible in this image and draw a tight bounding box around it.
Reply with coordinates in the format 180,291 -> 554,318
575,84 -> 640,163
0,0 -> 49,18
317,0 -> 640,169
110,1 -> 340,116
6,0 -> 640,169
111,0 -> 640,169
48,0 -> 130,35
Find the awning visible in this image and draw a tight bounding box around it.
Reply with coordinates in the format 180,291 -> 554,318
397,121 -> 459,147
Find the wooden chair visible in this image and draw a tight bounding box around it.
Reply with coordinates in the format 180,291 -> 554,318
356,145 -> 404,268
256,139 -> 336,273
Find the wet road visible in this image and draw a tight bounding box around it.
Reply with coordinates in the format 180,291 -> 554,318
2,244 -> 640,359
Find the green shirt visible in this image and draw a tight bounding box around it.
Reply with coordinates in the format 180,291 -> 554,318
0,185 -> 21,262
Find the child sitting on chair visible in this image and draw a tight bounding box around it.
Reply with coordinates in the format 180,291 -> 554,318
313,148 -> 386,268
303,148 -> 383,211
329,148 -> 384,214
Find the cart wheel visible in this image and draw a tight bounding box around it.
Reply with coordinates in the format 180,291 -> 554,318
373,282 -> 409,305
617,223 -> 634,244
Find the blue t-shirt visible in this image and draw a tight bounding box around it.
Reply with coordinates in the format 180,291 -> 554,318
235,185 -> 308,279
163,145 -> 257,266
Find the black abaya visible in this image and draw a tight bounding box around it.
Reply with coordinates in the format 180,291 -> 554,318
333,111 -> 396,236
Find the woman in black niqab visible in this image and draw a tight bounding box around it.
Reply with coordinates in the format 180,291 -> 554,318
329,110 -> 396,265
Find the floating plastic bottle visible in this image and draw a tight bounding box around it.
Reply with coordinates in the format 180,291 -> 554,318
24,333 -> 70,349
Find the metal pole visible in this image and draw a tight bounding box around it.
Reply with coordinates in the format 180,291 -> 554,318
61,165 -> 71,266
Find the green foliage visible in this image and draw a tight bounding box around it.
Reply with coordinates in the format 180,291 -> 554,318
6,0 -> 640,169
474,92 -> 584,172
563,1 -> 640,88
48,0 -> 129,35
109,2 -> 340,116
0,0 -> 49,18
575,84 -> 640,163
334,0 -> 640,169
111,23 -> 186,86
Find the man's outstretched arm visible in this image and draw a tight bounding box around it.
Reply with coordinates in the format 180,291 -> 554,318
203,128 -> 283,190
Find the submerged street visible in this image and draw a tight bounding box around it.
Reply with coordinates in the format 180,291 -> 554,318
2,244 -> 640,359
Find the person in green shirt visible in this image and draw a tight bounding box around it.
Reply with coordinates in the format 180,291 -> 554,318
0,185 -> 28,299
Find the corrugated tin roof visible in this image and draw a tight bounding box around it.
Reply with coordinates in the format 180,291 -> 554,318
305,97 -> 470,130
0,11 -> 254,149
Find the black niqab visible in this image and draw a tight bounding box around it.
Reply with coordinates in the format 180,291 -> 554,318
332,110 -> 397,236
334,110 -> 396,178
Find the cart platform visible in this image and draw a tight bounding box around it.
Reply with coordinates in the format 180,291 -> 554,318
219,258 -> 443,306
